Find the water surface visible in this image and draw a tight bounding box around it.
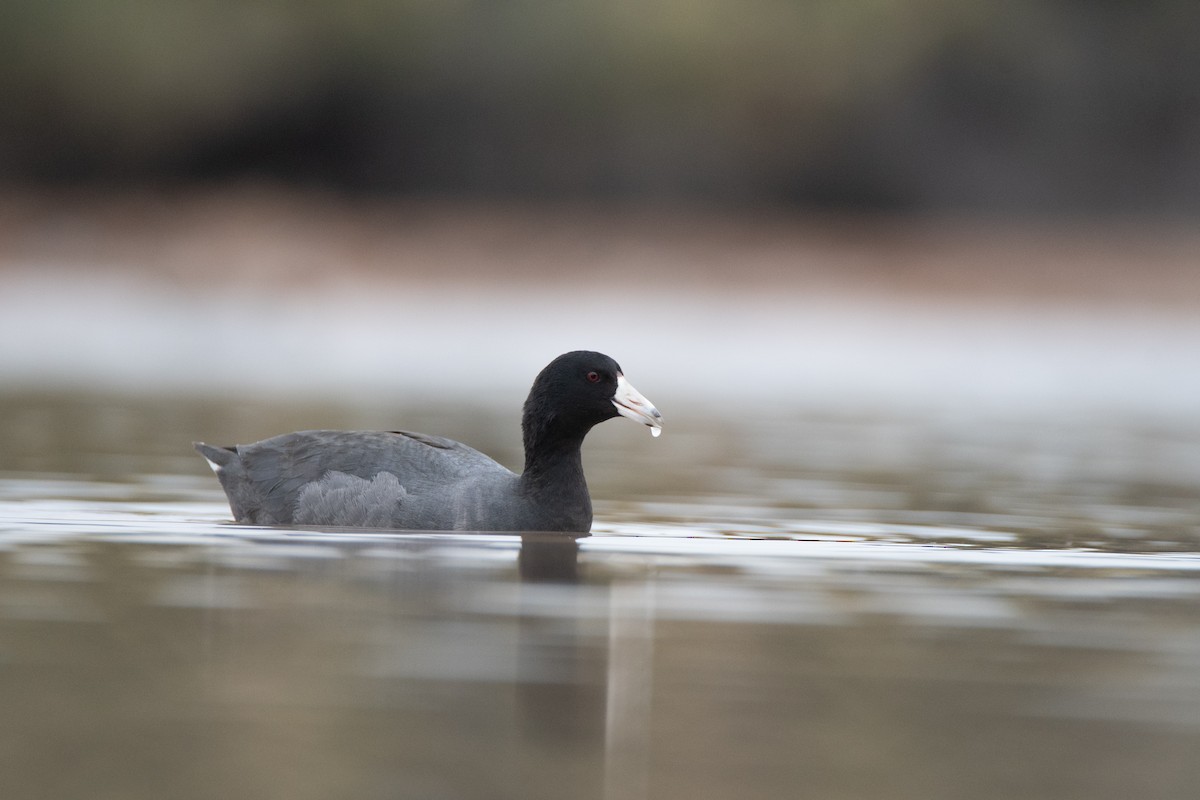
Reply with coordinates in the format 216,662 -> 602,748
1,393 -> 1198,799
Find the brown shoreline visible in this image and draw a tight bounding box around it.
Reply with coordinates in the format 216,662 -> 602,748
2,186 -> 1198,310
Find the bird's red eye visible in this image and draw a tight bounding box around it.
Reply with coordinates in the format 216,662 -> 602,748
586,371 -> 601,383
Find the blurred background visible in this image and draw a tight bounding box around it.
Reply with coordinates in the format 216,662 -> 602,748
4,0 -> 1200,212
3,7 -> 1200,799
1,0 -> 1199,413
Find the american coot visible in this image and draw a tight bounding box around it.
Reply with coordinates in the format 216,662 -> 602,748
195,351 -> 662,532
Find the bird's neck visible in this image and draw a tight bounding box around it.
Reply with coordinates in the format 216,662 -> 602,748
519,423 -> 593,529
521,430 -> 587,491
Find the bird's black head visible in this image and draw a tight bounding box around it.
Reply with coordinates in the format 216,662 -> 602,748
521,351 -> 662,461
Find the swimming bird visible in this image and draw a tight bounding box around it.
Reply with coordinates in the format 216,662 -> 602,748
195,351 -> 662,532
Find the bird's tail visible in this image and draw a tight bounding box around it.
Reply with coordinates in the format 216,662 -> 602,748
194,442 -> 251,521
194,442 -> 237,473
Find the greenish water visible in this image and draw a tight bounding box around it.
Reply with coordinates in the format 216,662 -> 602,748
1,393 -> 1198,800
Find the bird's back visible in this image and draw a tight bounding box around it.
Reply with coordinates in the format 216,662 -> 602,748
196,430 -> 515,528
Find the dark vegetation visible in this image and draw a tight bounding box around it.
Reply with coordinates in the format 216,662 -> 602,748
2,1 -> 1198,213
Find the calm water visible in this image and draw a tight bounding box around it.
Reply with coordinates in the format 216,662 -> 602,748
1,392 -> 1199,800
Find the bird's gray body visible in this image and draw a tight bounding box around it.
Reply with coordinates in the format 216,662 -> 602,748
196,430 -> 581,531
195,351 -> 663,533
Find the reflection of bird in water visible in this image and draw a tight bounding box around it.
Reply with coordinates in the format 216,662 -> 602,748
520,534 -> 583,583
